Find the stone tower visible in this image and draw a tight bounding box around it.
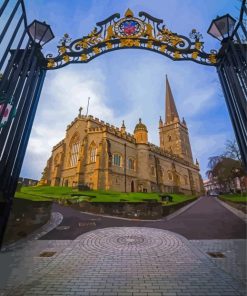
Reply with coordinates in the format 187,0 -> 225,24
159,76 -> 193,163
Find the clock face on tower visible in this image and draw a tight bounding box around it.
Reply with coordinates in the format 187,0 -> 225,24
114,18 -> 144,38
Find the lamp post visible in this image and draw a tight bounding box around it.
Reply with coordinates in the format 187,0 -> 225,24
0,20 -> 54,248
207,12 -> 247,171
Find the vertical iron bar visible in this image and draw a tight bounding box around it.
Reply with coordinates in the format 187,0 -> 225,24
217,64 -> 247,169
0,0 -> 21,44
1,57 -> 38,184
228,40 -> 247,84
9,69 -> 46,196
0,15 -> 24,70
0,44 -> 35,154
233,32 -> 247,66
225,49 -> 247,116
0,38 -> 31,94
0,0 -> 10,18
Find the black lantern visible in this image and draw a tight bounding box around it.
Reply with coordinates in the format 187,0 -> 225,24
207,14 -> 236,41
27,20 -> 54,46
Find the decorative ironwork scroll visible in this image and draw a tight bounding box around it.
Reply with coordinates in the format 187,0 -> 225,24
46,8 -> 218,69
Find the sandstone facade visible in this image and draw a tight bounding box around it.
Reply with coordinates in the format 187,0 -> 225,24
40,78 -> 203,195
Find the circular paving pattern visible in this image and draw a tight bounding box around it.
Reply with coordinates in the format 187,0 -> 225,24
75,227 -> 184,257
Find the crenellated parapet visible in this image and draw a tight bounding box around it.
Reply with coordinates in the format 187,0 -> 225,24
52,139 -> 64,151
88,123 -> 136,143
148,142 -> 198,170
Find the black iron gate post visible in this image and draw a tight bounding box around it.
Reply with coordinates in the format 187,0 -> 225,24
208,1 -> 247,169
0,0 -> 54,248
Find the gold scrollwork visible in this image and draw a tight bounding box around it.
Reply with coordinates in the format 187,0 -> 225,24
76,40 -> 88,49
80,54 -> 88,61
158,28 -> 182,47
106,25 -> 116,40
48,9 -> 219,69
106,42 -> 113,49
195,42 -> 203,50
143,23 -> 154,39
173,51 -> 181,59
93,47 -> 100,54
159,45 -> 167,52
76,28 -> 102,49
147,41 -> 153,48
59,46 -> 66,54
63,55 -> 70,62
191,51 -> 199,59
120,38 -> 139,47
47,59 -> 55,68
209,54 -> 217,64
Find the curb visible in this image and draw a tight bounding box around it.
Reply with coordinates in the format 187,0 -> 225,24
215,197 -> 247,223
0,212 -> 63,252
163,196 -> 203,221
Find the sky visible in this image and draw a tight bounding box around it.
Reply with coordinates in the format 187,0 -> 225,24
14,0 -> 241,181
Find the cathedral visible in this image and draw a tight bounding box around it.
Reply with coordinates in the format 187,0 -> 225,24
40,77 -> 203,195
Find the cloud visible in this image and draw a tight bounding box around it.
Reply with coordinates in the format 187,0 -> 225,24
21,66 -> 114,179
20,0 -> 236,181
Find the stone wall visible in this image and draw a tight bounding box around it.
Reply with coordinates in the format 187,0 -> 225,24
68,198 -> 197,220
3,199 -> 52,245
72,201 -> 163,220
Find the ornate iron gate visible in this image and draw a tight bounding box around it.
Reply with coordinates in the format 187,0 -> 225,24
0,0 -> 246,247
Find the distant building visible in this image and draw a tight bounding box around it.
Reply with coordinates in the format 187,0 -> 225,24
40,77 -> 203,195
204,177 -> 247,195
203,179 -> 222,195
18,177 -> 38,187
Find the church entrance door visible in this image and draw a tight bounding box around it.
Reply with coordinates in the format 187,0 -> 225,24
131,181 -> 135,192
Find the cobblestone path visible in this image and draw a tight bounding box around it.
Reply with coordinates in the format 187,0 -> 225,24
0,227 -> 246,296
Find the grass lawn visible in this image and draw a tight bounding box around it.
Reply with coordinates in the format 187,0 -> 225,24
15,186 -> 196,205
219,193 -> 247,203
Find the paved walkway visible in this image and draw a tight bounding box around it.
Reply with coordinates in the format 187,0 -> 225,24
0,196 -> 246,295
0,227 -> 246,296
41,196 -> 246,240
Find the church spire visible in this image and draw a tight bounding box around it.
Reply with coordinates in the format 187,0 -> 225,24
165,75 -> 179,124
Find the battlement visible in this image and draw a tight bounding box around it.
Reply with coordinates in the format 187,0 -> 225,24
52,139 -> 64,151
87,124 -> 136,143
148,142 -> 198,169
88,127 -> 104,132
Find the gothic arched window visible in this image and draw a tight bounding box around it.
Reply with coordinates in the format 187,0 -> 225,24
69,133 -> 80,167
128,158 -> 135,170
89,142 -> 97,163
168,171 -> 173,181
113,153 -> 121,167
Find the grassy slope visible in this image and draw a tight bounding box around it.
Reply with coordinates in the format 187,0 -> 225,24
15,186 -> 196,205
219,194 -> 247,203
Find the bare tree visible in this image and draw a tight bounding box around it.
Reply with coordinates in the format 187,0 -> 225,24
224,140 -> 242,162
207,140 -> 246,194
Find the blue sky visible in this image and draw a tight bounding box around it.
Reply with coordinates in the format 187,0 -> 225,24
16,0 -> 241,180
